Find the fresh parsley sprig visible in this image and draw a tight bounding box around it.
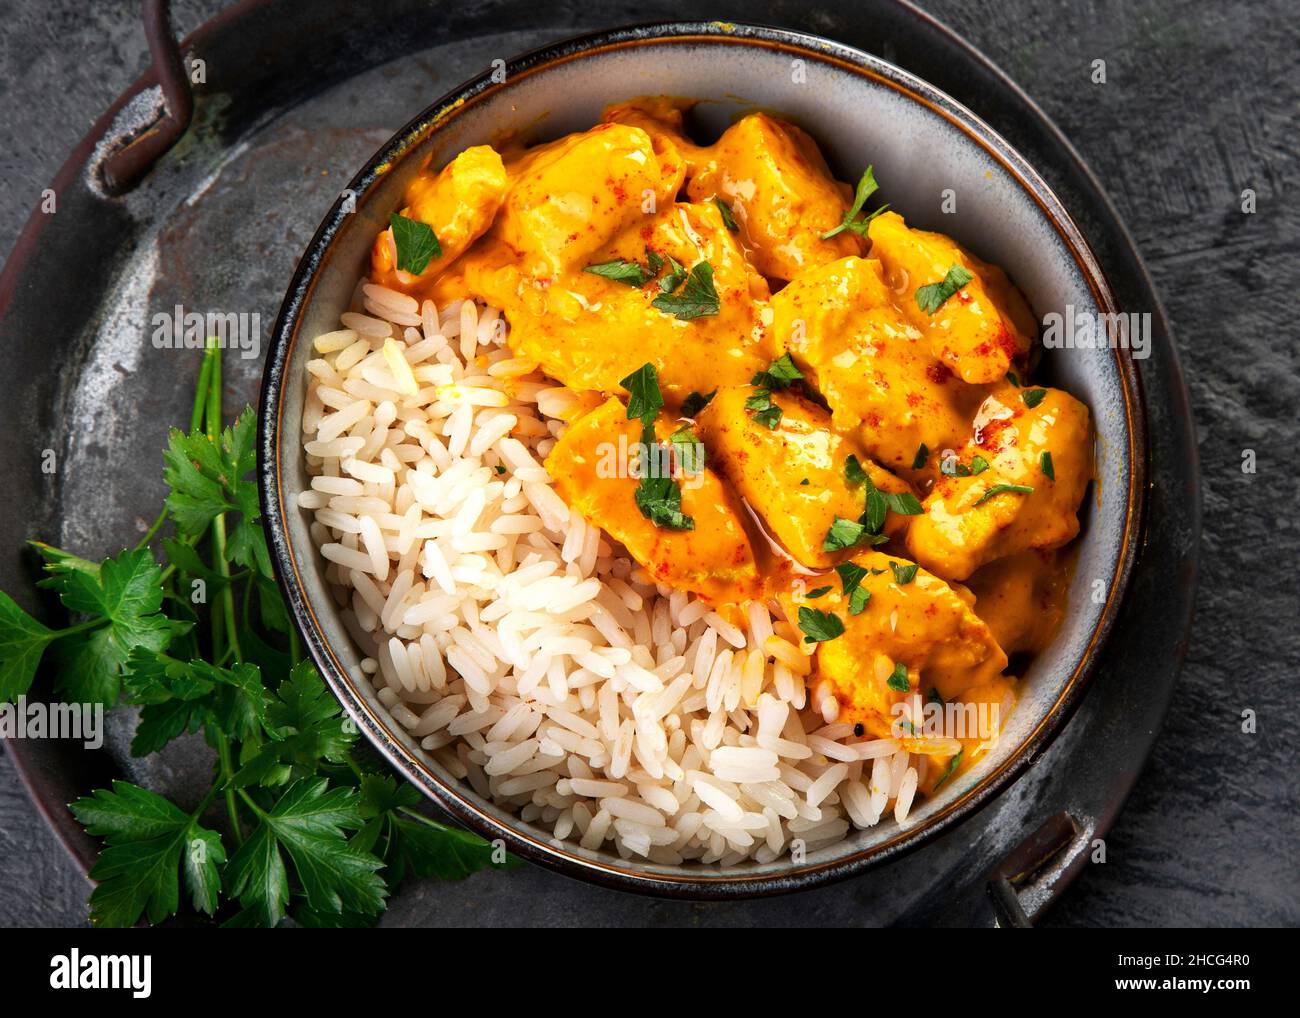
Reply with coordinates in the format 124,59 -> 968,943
822,166 -> 890,240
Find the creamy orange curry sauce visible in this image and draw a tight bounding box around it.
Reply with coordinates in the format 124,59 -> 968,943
370,97 -> 1091,793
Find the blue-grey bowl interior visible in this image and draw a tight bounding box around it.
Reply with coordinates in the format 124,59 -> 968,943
263,23 -> 1142,896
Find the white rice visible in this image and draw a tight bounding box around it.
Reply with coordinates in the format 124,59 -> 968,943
297,282 -> 944,864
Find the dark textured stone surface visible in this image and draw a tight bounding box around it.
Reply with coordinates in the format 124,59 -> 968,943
1,0 -> 1296,927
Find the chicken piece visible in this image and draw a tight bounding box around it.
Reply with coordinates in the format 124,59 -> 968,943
780,550 -> 1007,740
906,384 -> 1091,581
769,256 -> 985,473
688,113 -> 864,281
545,398 -> 760,604
601,95 -> 707,178
866,211 -> 1036,385
966,550 -> 1070,656
494,122 -> 684,277
370,145 -> 507,290
695,386 -> 913,569
449,197 -> 773,403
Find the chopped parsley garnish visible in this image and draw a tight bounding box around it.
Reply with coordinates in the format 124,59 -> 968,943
844,454 -> 869,486
912,443 -> 930,470
886,662 -> 910,692
889,561 -> 919,585
652,260 -> 720,320
884,491 -> 924,516
389,213 -> 441,275
797,606 -> 844,644
494,465 -> 506,475
933,750 -> 963,791
862,480 -> 888,535
633,465 -> 694,531
970,455 -> 990,475
1022,387 -> 1047,409
619,363 -> 664,425
915,263 -> 974,315
1040,451 -> 1055,480
669,425 -> 705,475
680,389 -> 717,418
620,364 -> 694,530
806,586 -> 833,599
821,165 -> 889,239
800,478 -> 810,486
823,516 -> 867,552
657,255 -> 688,293
835,562 -> 872,615
752,353 -> 803,391
713,196 -> 739,232
584,258 -> 650,287
745,389 -> 783,429
645,248 -> 664,277
746,353 -> 803,429
973,483 -> 1034,507
1005,370 -> 1021,387
927,687 -> 945,706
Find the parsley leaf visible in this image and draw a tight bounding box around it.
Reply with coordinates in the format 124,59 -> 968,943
884,491 -> 924,516
862,477 -> 888,535
389,213 -> 441,274
163,407 -> 271,579
657,255 -> 688,293
746,354 -> 803,430
822,165 -> 889,239
752,352 -> 803,390
233,661 -> 354,788
973,483 -> 1035,506
745,388 -> 783,430
1040,450 -> 1055,480
835,562 -> 872,616
915,263 -> 974,315
669,425 -> 705,476
844,454 -> 868,486
806,586 -> 833,599
823,516 -> 866,551
226,778 -> 386,927
912,443 -> 930,470
651,260 -> 720,320
1022,387 -> 1048,409
797,606 -> 845,643
619,363 -> 664,425
38,546 -> 181,704
0,593 -> 57,701
70,781 -> 226,927
889,561 -> 919,585
713,196 -> 739,232
681,389 -> 717,418
886,662 -> 911,692
634,470 -> 695,531
584,258 -> 649,287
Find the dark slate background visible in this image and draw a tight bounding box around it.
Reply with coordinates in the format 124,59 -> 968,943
0,0 -> 1296,927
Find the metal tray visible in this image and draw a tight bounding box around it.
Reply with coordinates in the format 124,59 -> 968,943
0,0 -> 1199,926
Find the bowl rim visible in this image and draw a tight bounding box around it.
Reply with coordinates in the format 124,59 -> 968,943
259,19 -> 1147,899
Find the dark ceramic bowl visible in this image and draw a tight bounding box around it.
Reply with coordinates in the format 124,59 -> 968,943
259,21 -> 1145,897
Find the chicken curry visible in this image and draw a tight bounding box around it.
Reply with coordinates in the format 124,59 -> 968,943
369,97 -> 1091,794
